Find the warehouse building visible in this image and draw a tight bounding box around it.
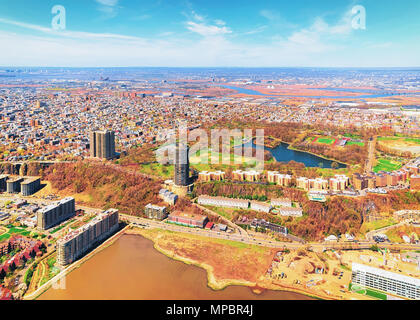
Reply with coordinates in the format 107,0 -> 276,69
167,211 -> 208,228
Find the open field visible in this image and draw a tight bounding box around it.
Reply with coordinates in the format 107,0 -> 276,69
373,158 -> 403,172
315,137 -> 336,145
359,218 -> 398,234
385,225 -> 420,243
378,136 -> 420,156
0,225 -> 32,241
347,141 -> 365,147
137,163 -> 174,179
190,148 -> 259,170
202,205 -> 236,220
130,227 -> 274,290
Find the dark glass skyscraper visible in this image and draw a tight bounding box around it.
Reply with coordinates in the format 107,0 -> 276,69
174,143 -> 189,186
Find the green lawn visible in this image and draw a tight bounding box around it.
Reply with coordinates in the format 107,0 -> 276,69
0,226 -> 32,241
347,141 -> 365,147
360,218 -> 397,234
349,283 -> 387,300
344,133 -> 362,139
203,205 -> 235,220
138,163 -> 174,178
373,158 -> 402,173
315,137 -> 336,145
405,137 -> 420,144
378,136 -> 420,145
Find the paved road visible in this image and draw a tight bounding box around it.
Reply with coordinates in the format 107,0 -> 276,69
120,214 -> 420,252
2,195 -> 419,252
365,136 -> 376,174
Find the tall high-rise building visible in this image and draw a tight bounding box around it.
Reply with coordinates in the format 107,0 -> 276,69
174,143 -> 189,186
90,130 -> 116,159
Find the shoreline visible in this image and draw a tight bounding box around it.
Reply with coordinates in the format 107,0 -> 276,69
28,225 -> 331,301
126,227 -> 329,300
253,137 -> 350,167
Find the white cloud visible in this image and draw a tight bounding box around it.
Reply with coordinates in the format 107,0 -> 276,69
0,12 -> 418,67
191,11 -> 205,22
214,19 -> 226,26
0,17 -> 142,40
94,0 -> 120,18
95,0 -> 119,6
186,21 -> 232,37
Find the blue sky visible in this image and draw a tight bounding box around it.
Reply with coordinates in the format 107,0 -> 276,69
0,0 -> 419,67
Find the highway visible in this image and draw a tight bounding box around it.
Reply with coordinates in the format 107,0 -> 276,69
2,194 -> 419,252
120,214 -> 420,252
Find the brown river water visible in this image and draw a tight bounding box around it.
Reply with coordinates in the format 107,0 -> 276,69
39,234 -> 312,300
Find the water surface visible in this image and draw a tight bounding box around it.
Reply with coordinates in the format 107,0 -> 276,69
39,235 -> 312,300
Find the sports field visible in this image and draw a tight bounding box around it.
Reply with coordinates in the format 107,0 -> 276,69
313,137 -> 336,145
373,158 -> 402,173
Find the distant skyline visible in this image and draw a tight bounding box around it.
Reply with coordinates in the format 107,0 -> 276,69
0,0 -> 419,67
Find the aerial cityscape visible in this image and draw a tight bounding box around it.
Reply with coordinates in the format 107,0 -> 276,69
0,0 -> 419,306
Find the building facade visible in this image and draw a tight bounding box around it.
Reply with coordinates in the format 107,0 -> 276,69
0,175 -> 8,192
21,178 -> 41,196
145,203 -> 168,220
37,197 -> 75,230
6,177 -> 24,194
197,195 -> 249,209
90,130 -> 116,159
351,263 -> 420,300
174,143 -> 189,186
167,211 -> 208,228
57,209 -> 119,266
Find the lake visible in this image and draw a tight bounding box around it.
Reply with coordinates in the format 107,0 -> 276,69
239,140 -> 346,168
38,234 -> 312,300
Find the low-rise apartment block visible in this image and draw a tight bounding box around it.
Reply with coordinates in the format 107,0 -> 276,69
197,195 -> 249,209
277,206 -> 303,217
250,201 -> 273,213
267,171 -> 292,186
271,198 -> 292,207
159,189 -> 178,205
145,203 -> 168,220
198,171 -> 225,182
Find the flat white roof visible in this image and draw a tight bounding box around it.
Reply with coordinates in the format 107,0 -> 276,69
352,263 -> 420,287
